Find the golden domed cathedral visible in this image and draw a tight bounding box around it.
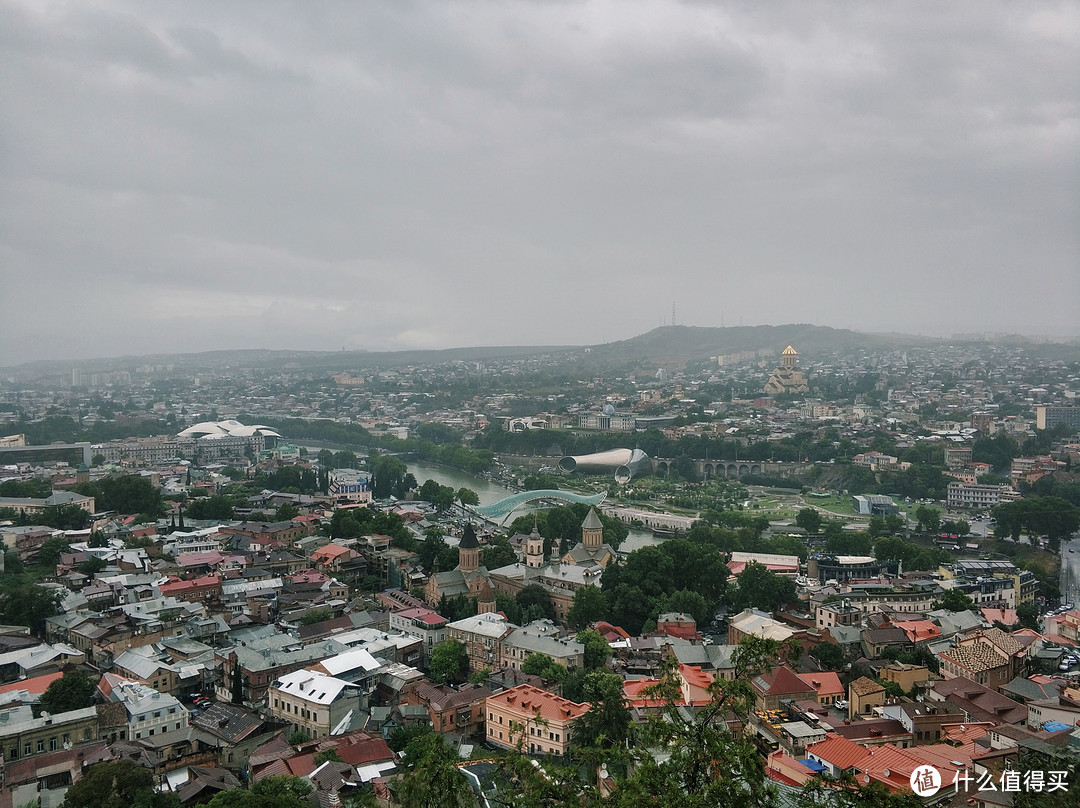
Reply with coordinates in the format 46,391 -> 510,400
763,345 -> 810,395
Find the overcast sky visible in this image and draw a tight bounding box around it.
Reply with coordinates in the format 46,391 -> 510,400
2,1 -> 1078,365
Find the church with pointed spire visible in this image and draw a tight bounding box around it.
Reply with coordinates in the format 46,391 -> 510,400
424,523 -> 496,610
560,507 -> 616,568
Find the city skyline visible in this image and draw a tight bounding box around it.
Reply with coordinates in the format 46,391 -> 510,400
1,1 -> 1077,365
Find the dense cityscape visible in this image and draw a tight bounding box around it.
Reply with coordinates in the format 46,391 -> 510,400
0,328 -> 1079,807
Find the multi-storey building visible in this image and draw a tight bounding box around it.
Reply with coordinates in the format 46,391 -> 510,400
0,705 -> 100,765
946,482 -> 1021,509
269,669 -> 363,739
388,607 -> 447,664
499,620 -> 584,671
1035,405 -> 1080,431
446,613 -> 517,673
484,684 -> 588,756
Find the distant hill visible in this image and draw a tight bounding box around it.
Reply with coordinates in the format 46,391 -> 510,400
5,324 -> 1076,377
579,324 -> 935,368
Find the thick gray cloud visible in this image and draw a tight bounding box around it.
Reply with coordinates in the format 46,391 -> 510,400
1,0 -> 1077,364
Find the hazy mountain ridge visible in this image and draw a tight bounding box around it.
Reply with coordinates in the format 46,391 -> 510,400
5,325 -> 1078,378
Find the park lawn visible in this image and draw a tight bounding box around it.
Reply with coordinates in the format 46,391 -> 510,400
805,495 -> 855,515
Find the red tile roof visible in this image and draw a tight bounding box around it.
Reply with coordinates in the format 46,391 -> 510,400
487,684 -> 588,722
806,733 -> 870,771
0,671 -> 63,696
754,665 -> 817,697
796,671 -> 844,697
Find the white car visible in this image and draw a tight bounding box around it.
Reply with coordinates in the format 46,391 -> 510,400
835,700 -> 849,711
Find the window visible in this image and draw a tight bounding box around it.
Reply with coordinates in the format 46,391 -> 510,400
24,743 -> 31,756
62,734 -> 70,745
49,737 -> 58,751
8,747 -> 16,760
139,715 -> 146,721
149,729 -> 155,736
36,740 -> 44,753
135,732 -> 141,739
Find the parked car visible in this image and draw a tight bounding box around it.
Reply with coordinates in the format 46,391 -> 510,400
835,700 -> 849,711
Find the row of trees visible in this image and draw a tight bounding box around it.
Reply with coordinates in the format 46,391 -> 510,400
993,496 -> 1080,549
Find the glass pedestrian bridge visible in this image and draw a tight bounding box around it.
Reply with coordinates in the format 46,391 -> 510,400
471,489 -> 606,520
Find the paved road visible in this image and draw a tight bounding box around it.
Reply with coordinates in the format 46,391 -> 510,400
1062,536 -> 1080,606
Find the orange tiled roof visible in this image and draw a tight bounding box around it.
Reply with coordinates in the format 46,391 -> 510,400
806,733 -> 870,771
487,684 -> 588,722
796,671 -> 843,696
0,671 -> 63,696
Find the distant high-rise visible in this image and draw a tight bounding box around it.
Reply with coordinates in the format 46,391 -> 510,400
1036,405 -> 1080,431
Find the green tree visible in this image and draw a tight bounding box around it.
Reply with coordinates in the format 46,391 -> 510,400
1017,602 -> 1041,631
78,556 -> 107,576
396,731 -> 474,808
38,535 -> 71,567
663,589 -> 711,628
61,759 -> 180,808
204,775 -> 313,808
40,669 -> 97,714
40,504 -> 92,530
567,584 -> 607,630
795,507 -> 822,535
369,453 -> 412,499
481,536 -> 517,569
730,562 -> 796,613
933,588 -> 975,613
275,502 -> 300,521
428,640 -> 469,684
520,652 -> 568,684
571,669 -> 631,753
388,723 -> 432,752
0,584 -> 64,636
601,635 -> 783,808
185,495 -> 236,521
516,583 -> 555,622
313,748 -> 342,765
914,505 -> 941,534
576,628 -> 612,670
297,608 -> 332,625
456,487 -> 480,507
809,642 -> 847,671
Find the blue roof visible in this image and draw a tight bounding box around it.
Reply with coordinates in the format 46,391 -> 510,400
1042,721 -> 1071,733
798,759 -> 827,773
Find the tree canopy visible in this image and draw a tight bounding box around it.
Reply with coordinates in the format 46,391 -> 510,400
428,639 -> 469,684
40,669 -> 97,714
62,759 -> 179,808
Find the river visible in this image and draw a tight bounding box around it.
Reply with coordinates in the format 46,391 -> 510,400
299,446 -> 660,550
